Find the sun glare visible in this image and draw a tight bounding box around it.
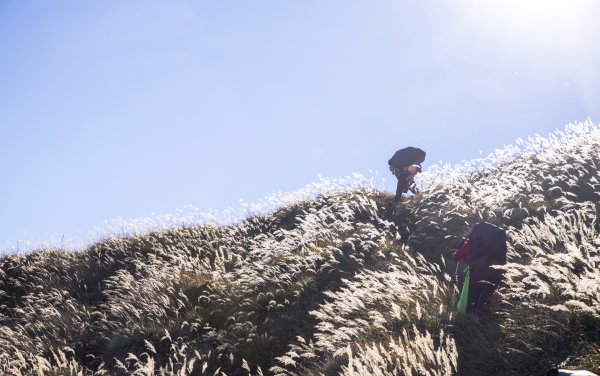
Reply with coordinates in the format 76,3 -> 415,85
454,0 -> 596,47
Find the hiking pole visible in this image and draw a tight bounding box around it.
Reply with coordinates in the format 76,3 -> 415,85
454,261 -> 460,279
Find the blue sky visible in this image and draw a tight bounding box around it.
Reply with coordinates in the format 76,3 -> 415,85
2,0 -> 600,251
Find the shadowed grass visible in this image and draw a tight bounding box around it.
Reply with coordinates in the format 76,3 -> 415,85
1,122 -> 600,375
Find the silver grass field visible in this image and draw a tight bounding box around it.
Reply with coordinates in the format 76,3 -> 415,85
1,121 -> 599,375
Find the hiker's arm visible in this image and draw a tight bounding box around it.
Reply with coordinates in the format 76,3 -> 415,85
407,165 -> 422,174
452,239 -> 472,262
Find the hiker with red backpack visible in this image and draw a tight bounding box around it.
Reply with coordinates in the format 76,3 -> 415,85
388,147 -> 426,202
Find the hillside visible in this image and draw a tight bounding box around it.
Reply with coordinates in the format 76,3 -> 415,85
1,123 -> 599,376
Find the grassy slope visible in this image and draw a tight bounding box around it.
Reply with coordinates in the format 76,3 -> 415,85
1,127 -> 599,375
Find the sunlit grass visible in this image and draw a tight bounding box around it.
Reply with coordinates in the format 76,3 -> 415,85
0,120 -> 599,375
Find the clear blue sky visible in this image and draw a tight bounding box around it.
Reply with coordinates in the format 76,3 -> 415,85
2,0 -> 600,251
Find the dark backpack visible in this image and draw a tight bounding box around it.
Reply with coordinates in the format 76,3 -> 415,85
469,222 -> 507,271
388,147 -> 425,168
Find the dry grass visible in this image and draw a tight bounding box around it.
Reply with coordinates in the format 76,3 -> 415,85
1,121 -> 599,375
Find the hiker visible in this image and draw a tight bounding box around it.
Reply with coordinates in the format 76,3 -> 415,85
453,222 -> 507,314
388,147 -> 426,201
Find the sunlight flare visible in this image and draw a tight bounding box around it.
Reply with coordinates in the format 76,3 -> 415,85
452,0 -> 597,46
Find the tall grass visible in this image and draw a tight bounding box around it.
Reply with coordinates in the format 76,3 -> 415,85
1,121 -> 599,375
